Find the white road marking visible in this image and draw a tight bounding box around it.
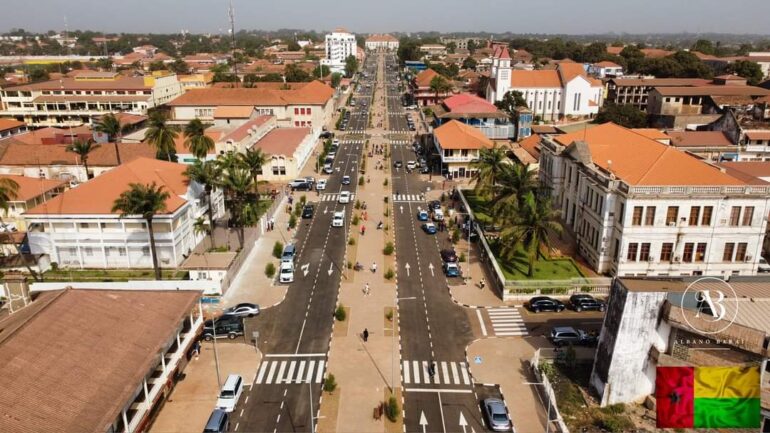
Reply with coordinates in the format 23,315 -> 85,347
476,309 -> 487,337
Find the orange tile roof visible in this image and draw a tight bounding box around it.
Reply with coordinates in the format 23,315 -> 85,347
554,123 -> 745,186
594,61 -> 621,68
442,93 -> 499,114
220,115 -> 274,142
745,131 -> 770,141
252,127 -> 311,156
434,120 -> 494,150
25,157 -> 190,215
5,76 -> 150,92
654,86 -> 769,97
666,131 -> 735,147
608,78 -> 711,87
720,161 -> 770,179
366,34 -> 398,42
0,175 -> 66,201
414,69 -> 441,88
213,106 -> 255,119
509,69 -> 562,88
172,129 -> 225,155
631,128 -> 669,141
0,118 -> 25,132
519,134 -> 541,160
168,80 -> 333,107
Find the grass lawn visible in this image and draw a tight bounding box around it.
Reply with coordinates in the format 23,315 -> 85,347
43,268 -> 188,282
461,190 -> 494,225
489,240 -> 584,281
254,199 -> 273,219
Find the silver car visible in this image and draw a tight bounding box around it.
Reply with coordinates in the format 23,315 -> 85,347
482,398 -> 513,432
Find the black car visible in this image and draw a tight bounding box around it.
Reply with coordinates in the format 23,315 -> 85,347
569,294 -> 606,312
528,296 -> 565,313
440,248 -> 458,263
291,182 -> 311,191
302,204 -> 314,219
320,131 -> 334,139
428,200 -> 441,210
202,317 -> 244,340
393,160 -> 403,168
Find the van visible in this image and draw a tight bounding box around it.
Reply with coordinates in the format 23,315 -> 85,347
279,262 -> 294,283
433,209 -> 444,221
203,409 -> 230,433
216,374 -> 244,412
281,244 -> 296,264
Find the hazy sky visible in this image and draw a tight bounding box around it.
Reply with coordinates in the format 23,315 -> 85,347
2,0 -> 769,35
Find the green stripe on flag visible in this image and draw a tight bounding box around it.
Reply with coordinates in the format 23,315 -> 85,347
694,397 -> 761,428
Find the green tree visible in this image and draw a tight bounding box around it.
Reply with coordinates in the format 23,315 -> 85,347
184,160 -> 222,249
594,103 -> 648,128
149,60 -> 167,71
445,42 -> 457,54
397,39 -> 421,63
238,147 -> 269,198
144,111 -> 180,162
429,75 -> 452,104
111,182 -> 170,280
344,54 -> 359,78
183,118 -> 215,160
93,112 -> 126,164
285,63 -> 311,82
287,40 -> 301,51
66,139 -> 101,180
726,60 -> 764,85
500,191 -> 562,278
313,64 -> 331,79
222,168 -> 253,248
168,58 -> 190,75
28,67 -> 49,82
492,162 -> 539,217
471,144 -> 510,198
691,39 -> 715,55
462,57 -> 477,70
495,90 -> 529,115
331,72 -> 343,88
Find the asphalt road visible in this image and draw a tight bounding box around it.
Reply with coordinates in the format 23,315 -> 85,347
385,53 -> 410,133
228,57 -> 375,433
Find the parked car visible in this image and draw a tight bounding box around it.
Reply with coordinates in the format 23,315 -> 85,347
332,211 -> 345,227
443,262 -> 461,277
279,262 -> 294,283
323,164 -> 334,174
216,374 -> 244,413
304,176 -> 315,185
482,398 -> 513,432
320,131 -> 333,139
420,166 -> 430,174
341,175 -> 351,185
393,160 -> 403,168
527,296 -> 565,313
316,179 -> 327,190
440,248 -> 458,263
302,204 -> 315,219
759,257 -> 770,273
327,152 -> 336,160
202,317 -> 244,341
406,161 -> 417,170
422,222 -> 437,234
332,138 -> 340,146
203,409 -> 230,433
338,191 -> 351,204
549,326 -> 596,347
428,200 -> 441,210
569,294 -> 605,312
417,209 -> 429,221
288,179 -> 308,188
433,209 -> 444,221
223,303 -> 260,318
290,181 -> 311,191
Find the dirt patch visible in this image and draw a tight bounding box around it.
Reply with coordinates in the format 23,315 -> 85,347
333,307 -> 351,338
317,387 -> 341,433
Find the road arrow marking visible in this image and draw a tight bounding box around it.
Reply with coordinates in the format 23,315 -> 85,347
400,205 -> 404,214
328,262 -> 334,276
323,206 -> 328,215
405,262 -> 411,277
428,263 -> 435,277
459,412 -> 468,433
419,411 -> 428,433
301,263 -> 310,277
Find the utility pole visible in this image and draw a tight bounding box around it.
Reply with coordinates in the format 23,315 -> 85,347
228,1 -> 238,87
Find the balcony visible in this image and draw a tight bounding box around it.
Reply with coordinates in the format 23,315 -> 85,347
441,155 -> 477,163
475,124 -> 515,139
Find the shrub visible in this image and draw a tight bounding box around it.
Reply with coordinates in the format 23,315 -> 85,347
352,214 -> 360,225
272,241 -> 284,259
597,414 -> 634,433
265,262 -> 276,278
384,268 -> 395,280
383,242 -> 394,255
384,208 -> 389,217
355,200 -> 361,210
358,175 -> 365,186
299,195 -> 307,205
383,196 -> 389,203
451,228 -> 460,243
385,396 -> 400,421
385,309 -> 394,321
458,252 -> 466,262
348,237 -> 355,245
384,223 -> 389,232
289,214 -> 297,229
383,178 -> 389,186
323,373 -> 337,393
346,260 -> 352,269
335,304 -> 347,321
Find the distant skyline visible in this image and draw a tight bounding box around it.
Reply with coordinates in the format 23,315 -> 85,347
2,0 -> 770,36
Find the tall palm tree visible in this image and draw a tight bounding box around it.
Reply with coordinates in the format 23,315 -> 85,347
66,139 -> 101,180
217,151 -> 242,173
144,111 -> 179,162
491,162 -> 539,217
184,160 -> 222,249
238,148 -> 269,198
471,143 -> 510,197
499,191 -> 562,278
93,112 -> 125,164
184,118 -> 215,160
222,168 -> 253,249
193,216 -> 208,238
429,75 -> 452,104
111,182 -> 170,280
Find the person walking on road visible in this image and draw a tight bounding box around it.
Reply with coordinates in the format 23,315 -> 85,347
363,328 -> 369,342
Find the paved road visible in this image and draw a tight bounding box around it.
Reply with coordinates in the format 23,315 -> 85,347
229,57 -> 375,433
386,53 -> 410,133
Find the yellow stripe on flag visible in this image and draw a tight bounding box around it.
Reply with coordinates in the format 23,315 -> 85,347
694,366 -> 760,399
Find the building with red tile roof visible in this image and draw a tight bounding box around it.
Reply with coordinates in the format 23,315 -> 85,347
433,120 -> 493,179
251,127 -> 315,181
431,93 -> 515,139
365,34 -> 399,51
540,122 -> 770,276
410,69 -> 453,107
0,118 -> 27,138
0,174 -> 66,230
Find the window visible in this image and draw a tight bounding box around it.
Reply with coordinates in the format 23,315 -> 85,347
85,247 -> 93,256
742,206 -> 754,226
307,107 -> 312,115
730,206 -> 741,226
627,243 -> 638,261
79,222 -> 89,229
666,206 -> 678,225
723,243 -> 735,262
683,243 -> 694,262
689,207 -> 700,226
661,243 -> 674,262
735,243 -> 748,261
142,247 -> 150,256
695,243 -> 707,262
632,207 -> 643,226
645,206 -> 655,226
639,243 -> 651,261
294,107 -> 299,115
619,203 -> 625,222
701,206 -> 713,226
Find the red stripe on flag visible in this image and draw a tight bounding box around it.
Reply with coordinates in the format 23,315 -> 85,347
656,366 -> 695,428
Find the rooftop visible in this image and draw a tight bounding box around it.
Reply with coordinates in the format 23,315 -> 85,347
0,288 -> 200,433
167,80 -> 334,107
366,34 -> 398,43
252,127 -> 311,156
441,93 -> 499,114
414,69 -> 442,88
434,120 -> 494,150
0,141 -> 156,167
653,85 -> 770,97
0,118 -> 24,132
0,175 -> 66,202
4,76 -> 152,92
608,78 -> 712,87
719,161 -> 770,180
665,130 -> 735,148
219,115 -> 274,143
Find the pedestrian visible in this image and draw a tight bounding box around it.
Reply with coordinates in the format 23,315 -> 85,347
361,225 -> 366,235
363,328 -> 369,342
364,283 -> 370,295
371,262 -> 377,273
192,340 -> 201,360
480,278 -> 486,290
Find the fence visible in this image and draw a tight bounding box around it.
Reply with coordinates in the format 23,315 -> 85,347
529,348 -> 570,433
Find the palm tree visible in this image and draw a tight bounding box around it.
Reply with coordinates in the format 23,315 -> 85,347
184,118 -> 215,160
111,182 -> 170,280
429,75 -> 452,104
217,151 -> 242,173
184,160 -> 222,249
499,191 -> 562,277
471,143 -> 510,197
238,148 -> 269,198
193,216 -> 208,238
93,112 -> 125,164
66,139 -> 101,180
222,168 -> 253,249
0,177 -> 38,280
145,111 -> 179,162
490,162 -> 539,217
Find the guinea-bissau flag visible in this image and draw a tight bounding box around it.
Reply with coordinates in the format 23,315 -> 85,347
656,366 -> 761,428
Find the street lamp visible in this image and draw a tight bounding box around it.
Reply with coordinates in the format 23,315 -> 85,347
523,381 -> 552,433
391,296 -> 416,393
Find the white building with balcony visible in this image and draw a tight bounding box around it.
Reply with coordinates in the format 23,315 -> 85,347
539,122 -> 770,277
321,28 -> 357,74
433,120 -> 494,179
432,93 -> 516,139
23,157 -> 223,269
0,71 -> 182,127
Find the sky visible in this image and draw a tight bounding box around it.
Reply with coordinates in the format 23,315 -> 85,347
1,0 -> 769,35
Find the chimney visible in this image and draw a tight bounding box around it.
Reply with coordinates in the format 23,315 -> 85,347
2,272 -> 31,314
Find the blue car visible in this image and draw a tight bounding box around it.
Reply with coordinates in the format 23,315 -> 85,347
417,210 -> 429,221
443,262 -> 461,277
422,222 -> 437,234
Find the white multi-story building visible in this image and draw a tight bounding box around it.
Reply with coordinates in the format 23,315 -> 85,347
0,71 -> 183,127
539,122 -> 770,277
587,61 -> 624,78
24,157 -> 223,269
365,34 -> 399,51
486,46 -> 603,121
321,28 -> 357,74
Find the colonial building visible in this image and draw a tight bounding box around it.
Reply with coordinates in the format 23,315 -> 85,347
0,175 -> 66,231
365,34 -> 399,51
410,69 -> 453,107
321,28 -> 357,74
430,93 -> 515,139
433,120 -> 494,179
539,122 -> 770,277
605,77 -> 711,112
587,61 -> 624,78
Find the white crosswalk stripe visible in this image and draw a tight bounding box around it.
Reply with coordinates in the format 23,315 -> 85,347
392,194 -> 424,202
320,193 -> 356,202
255,358 -> 327,384
487,308 -> 528,336
401,360 -> 472,386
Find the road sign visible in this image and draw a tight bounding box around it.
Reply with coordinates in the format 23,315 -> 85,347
474,356 -> 482,364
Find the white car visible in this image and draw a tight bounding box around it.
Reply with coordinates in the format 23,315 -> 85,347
216,374 -> 244,413
433,209 -> 444,221
406,161 -> 417,170
279,262 -> 294,283
332,211 -> 345,227
332,138 -> 340,147
338,191 -> 351,204
323,163 -> 333,174
316,179 -> 327,191
327,152 -> 336,160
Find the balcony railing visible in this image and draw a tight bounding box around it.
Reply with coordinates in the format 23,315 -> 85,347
441,155 -> 477,163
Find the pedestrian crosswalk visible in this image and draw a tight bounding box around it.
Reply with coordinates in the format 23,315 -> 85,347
388,140 -> 410,145
392,194 -> 425,202
340,139 -> 365,145
320,193 -> 356,202
255,357 -> 327,385
487,308 -> 528,336
401,360 -> 472,386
